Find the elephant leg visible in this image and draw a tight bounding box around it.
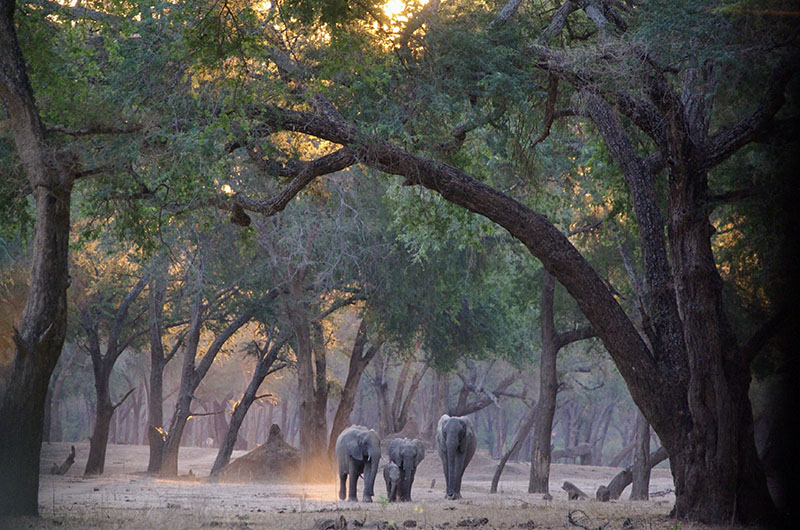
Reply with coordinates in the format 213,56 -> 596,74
451,451 -> 466,499
339,471 -> 347,501
361,465 -> 374,503
347,460 -> 360,502
407,469 -> 417,502
440,454 -> 451,498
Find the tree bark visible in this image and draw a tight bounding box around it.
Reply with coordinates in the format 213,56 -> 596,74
630,409 -> 651,500
210,329 -> 290,475
147,271 -> 169,471
491,401 -> 537,493
0,0 -> 73,514
529,273 -> 557,493
159,289 -> 264,475
603,446 -> 668,500
529,271 -> 595,493
327,318 -> 379,454
284,272 -> 330,473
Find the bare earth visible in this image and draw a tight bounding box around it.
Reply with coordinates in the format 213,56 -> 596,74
0,442 -> 755,529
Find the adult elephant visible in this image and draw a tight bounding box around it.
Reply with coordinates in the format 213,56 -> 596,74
335,425 -> 381,502
436,414 -> 477,500
388,437 -> 426,501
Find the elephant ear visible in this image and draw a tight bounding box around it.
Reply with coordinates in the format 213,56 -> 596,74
349,439 -> 365,461
413,440 -> 425,464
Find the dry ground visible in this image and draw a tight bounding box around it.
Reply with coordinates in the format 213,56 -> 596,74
0,442 -> 759,530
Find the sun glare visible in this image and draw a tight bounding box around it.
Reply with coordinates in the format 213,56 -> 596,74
383,0 -> 406,17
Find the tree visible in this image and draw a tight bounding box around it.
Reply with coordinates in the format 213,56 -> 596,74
327,317 -> 380,454
1,0 -> 78,513
71,249 -> 149,475
157,228 -> 277,475
210,324 -> 291,475
529,270 -> 595,493
202,2 -> 794,522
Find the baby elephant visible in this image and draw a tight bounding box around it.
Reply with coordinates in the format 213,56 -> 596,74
383,462 -> 401,502
388,437 -> 426,502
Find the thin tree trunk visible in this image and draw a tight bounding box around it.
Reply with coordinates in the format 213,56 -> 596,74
210,330 -> 290,475
630,409 -> 651,499
491,402 -> 537,493
328,319 -> 379,454
147,272 -> 168,471
530,272 -> 558,494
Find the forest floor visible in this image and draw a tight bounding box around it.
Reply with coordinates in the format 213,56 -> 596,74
0,442 -> 759,530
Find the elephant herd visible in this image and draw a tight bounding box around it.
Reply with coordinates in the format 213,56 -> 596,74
334,414 -> 477,503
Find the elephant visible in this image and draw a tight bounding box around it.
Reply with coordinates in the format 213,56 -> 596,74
435,414 -> 477,500
383,462 -> 401,502
388,437 -> 426,502
335,425 -> 381,502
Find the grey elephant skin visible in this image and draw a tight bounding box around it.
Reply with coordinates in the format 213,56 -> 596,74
383,462 -> 401,502
335,425 -> 381,502
436,414 -> 476,500
388,437 -> 425,502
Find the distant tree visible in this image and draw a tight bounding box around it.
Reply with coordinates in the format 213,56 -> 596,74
70,245 -> 150,475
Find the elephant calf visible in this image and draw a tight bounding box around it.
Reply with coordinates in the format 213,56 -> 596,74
388,437 -> 425,502
335,425 -> 381,502
436,414 -> 476,500
383,462 -> 401,502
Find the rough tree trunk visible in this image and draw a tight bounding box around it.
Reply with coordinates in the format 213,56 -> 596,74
85,385 -> 114,476
0,3 -> 73,512
147,273 -> 168,472
630,409 -> 651,500
285,277 -> 329,472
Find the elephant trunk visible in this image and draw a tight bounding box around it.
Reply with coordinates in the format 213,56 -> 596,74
446,435 -> 465,499
362,451 -> 380,501
399,456 -> 412,501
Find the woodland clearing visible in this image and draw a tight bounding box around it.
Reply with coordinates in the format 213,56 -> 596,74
0,441 -> 752,530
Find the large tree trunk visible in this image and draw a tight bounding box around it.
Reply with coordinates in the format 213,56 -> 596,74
161,394 -> 191,475
284,273 -> 329,473
0,2 -> 73,513
529,283 -> 557,494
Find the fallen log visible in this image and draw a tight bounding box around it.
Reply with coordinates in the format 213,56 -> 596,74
552,443 -> 593,462
50,445 -> 76,475
596,446 -> 668,501
562,480 -> 589,500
